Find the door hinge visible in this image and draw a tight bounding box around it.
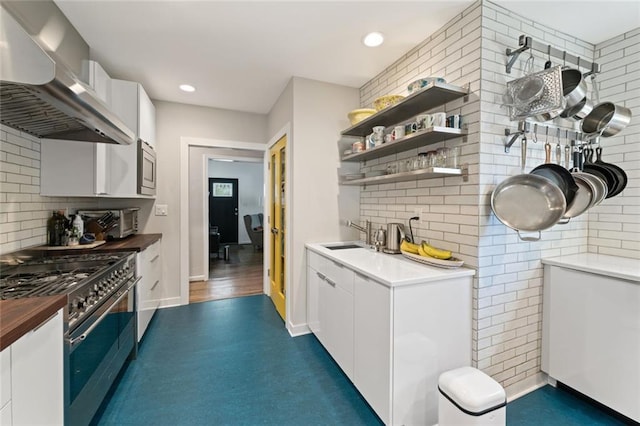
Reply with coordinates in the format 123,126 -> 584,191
268,162 -> 270,170
268,268 -> 270,277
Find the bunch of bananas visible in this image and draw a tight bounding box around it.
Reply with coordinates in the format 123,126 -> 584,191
400,239 -> 452,260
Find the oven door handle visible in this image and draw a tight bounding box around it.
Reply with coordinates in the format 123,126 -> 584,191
69,277 -> 141,347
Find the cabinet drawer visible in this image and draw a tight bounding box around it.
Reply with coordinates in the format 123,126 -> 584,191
307,251 -> 354,294
0,347 -> 10,409
324,260 -> 354,294
307,251 -> 325,271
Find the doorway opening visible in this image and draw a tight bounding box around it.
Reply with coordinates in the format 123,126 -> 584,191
190,155 -> 265,304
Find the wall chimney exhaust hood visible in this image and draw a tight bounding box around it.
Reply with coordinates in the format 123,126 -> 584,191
0,2 -> 135,145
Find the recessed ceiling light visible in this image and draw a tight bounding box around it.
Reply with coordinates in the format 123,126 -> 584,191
179,84 -> 196,92
363,32 -> 384,47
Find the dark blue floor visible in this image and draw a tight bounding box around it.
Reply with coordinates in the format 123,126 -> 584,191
506,384 -> 630,426
94,295 -> 629,425
94,295 -> 382,425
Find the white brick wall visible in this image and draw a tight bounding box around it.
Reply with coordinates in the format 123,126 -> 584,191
356,0 -> 638,396
0,124 -> 100,254
589,28 -> 640,258
359,1 -> 482,269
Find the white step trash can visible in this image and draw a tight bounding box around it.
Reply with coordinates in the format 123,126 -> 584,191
438,366 -> 506,425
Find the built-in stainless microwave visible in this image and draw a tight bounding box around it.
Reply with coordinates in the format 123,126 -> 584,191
138,139 -> 156,196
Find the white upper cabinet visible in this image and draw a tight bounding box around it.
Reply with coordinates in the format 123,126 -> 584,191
111,79 -> 156,148
108,79 -> 156,196
41,141 -> 110,196
81,60 -> 111,106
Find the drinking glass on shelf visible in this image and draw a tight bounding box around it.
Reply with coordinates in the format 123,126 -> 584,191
418,153 -> 429,169
436,147 -> 447,167
411,157 -> 421,171
426,151 -> 437,168
447,146 -> 460,168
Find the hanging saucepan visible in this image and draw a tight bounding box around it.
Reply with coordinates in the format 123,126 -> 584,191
560,97 -> 593,121
581,102 -> 632,137
572,149 -> 607,208
582,147 -> 618,198
530,142 -> 579,207
560,68 -> 587,111
594,146 -> 627,197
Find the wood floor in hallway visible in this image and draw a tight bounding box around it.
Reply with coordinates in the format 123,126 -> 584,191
189,243 -> 264,304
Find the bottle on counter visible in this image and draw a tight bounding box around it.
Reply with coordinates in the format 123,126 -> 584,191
47,211 -> 65,246
72,213 -> 84,236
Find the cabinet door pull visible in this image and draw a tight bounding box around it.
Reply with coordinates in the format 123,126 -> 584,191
332,261 -> 344,268
33,311 -> 59,333
150,254 -> 160,263
316,272 -> 326,281
151,280 -> 160,291
325,278 -> 337,287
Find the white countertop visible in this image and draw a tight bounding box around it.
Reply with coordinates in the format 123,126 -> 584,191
306,241 -> 475,287
541,253 -> 640,283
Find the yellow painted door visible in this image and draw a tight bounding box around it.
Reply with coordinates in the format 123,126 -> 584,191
269,136 -> 286,320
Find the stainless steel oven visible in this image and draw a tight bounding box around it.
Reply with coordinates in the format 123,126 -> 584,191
66,273 -> 139,426
138,139 -> 156,196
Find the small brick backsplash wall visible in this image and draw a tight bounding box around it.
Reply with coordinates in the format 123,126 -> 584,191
588,29 -> 640,259
0,124 -> 99,254
356,0 -> 637,394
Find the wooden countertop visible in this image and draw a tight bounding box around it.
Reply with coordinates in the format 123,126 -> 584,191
87,233 -> 162,253
25,233 -> 162,256
0,234 -> 161,351
0,295 -> 67,351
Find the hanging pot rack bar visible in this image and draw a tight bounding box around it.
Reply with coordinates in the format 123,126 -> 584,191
505,35 -> 600,76
504,121 -> 585,153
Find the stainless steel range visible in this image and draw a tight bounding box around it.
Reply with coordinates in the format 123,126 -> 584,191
0,251 -> 140,426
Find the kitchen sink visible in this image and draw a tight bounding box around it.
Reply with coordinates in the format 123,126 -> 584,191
323,244 -> 363,250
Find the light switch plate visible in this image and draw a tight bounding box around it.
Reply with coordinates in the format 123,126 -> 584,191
155,204 -> 168,216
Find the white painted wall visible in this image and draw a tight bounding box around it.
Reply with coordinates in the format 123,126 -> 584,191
282,77 -> 361,334
148,101 -> 267,305
207,160 -> 264,245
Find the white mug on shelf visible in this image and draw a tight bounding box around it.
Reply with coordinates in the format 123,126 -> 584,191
392,125 -> 405,140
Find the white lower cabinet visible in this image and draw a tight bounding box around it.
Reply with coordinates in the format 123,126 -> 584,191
354,274 -> 392,423
307,249 -> 472,426
307,252 -> 354,379
136,240 -> 162,342
5,309 -> 64,426
0,344 -> 11,426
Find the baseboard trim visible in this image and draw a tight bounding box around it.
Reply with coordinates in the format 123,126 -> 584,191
189,275 -> 206,282
158,297 -> 183,308
287,322 -> 311,337
505,372 -> 548,402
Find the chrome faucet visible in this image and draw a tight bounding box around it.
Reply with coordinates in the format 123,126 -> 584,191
347,219 -> 372,245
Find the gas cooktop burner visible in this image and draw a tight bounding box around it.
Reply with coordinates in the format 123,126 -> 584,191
0,251 -> 132,300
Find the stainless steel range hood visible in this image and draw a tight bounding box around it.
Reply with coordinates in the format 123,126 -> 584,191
0,2 -> 135,145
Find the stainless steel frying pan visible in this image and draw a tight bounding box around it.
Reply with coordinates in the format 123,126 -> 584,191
491,174 -> 566,241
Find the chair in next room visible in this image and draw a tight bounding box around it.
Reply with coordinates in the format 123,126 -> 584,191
244,214 -> 264,250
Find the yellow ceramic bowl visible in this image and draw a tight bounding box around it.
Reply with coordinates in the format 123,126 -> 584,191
373,95 -> 405,111
347,108 -> 377,125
